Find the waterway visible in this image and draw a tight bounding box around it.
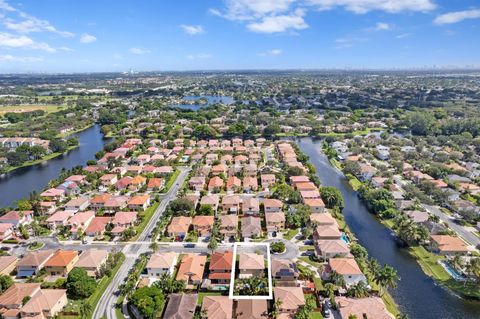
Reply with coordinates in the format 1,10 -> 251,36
297,137 -> 480,319
0,125 -> 110,208
172,95 -> 234,110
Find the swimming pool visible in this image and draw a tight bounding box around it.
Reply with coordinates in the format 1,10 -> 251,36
439,260 -> 464,281
341,233 -> 350,244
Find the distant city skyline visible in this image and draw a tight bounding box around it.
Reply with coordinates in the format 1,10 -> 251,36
0,0 -> 479,72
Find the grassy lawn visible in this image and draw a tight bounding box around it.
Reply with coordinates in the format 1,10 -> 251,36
115,295 -> 126,319
329,158 -> 342,170
0,104 -> 65,115
283,228 -> 299,240
132,201 -> 160,241
163,170 -> 180,193
382,292 -> 400,317
299,256 -> 323,268
197,292 -> 223,305
305,294 -> 323,319
408,246 -> 450,281
347,175 -> 362,191
300,245 -> 315,251
27,242 -> 45,251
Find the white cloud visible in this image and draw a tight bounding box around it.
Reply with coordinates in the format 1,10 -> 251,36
0,0 -> 15,12
247,9 -> 308,33
375,22 -> 391,30
59,46 -> 74,52
0,54 -> 43,62
80,33 -> 96,43
211,0 -> 305,33
0,32 -> 56,52
308,0 -> 436,14
186,53 -> 212,60
396,32 -> 411,39
4,12 -> 75,37
334,37 -> 368,49
434,9 -> 480,25
179,24 -> 204,35
258,48 -> 282,56
129,47 -> 151,54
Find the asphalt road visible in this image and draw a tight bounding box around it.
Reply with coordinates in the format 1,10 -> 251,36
93,167 -> 190,319
424,204 -> 480,247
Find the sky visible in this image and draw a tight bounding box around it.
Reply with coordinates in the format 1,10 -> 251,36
0,0 -> 479,73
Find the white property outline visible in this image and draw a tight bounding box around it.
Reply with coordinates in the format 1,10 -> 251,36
229,242 -> 273,300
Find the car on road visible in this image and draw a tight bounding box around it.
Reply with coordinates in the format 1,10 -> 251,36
184,243 -> 196,248
0,246 -> 11,251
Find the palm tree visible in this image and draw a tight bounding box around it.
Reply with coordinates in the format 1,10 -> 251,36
396,313 -> 410,319
451,254 -> 464,272
377,265 -> 399,296
324,283 -> 336,300
329,270 -> 346,288
270,299 -> 282,318
367,258 -> 381,279
346,281 -> 369,298
79,300 -> 93,319
149,242 -> 159,253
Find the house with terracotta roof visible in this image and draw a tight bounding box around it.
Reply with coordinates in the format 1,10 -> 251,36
264,199 -> 283,213
430,235 -> 469,255
19,289 -> 68,319
45,210 -> 73,229
100,173 -> 118,187
38,201 -> 57,215
64,197 -> 90,211
75,249 -> 109,277
85,217 -> 111,237
65,174 -> 87,184
167,216 -> 192,241
147,177 -> 165,191
310,213 -> 337,226
211,164 -> 227,175
128,175 -> 147,191
274,286 -> 305,317
304,198 -> 325,213
128,195 -> 151,211
289,176 -> 310,187
226,176 -> 242,192
300,190 -> 321,202
66,210 -> 95,236
104,195 -> 129,212
219,215 -> 238,241
115,176 -> 133,190
0,256 -> 18,275
0,283 -> 41,313
0,210 -> 33,227
189,176 -> 206,191
314,224 -> 342,240
163,293 -> 198,319
222,195 -> 242,213
242,197 -> 260,215
111,211 -> 138,236
208,176 -> 224,192
243,176 -> 258,192
315,240 -> 350,259
44,250 -> 79,277
241,216 -> 262,239
90,193 -> 113,210
324,258 -> 366,286
209,251 -> 234,285
271,260 -> 299,286
16,250 -> 54,278
239,253 -> 264,278
260,174 -> 276,190
176,254 -> 206,286
146,252 -> 178,278
0,223 -> 14,240
201,295 -> 233,319
235,299 -> 268,319
40,188 -> 65,202
265,212 -> 286,235
192,215 -> 215,237
200,194 -> 220,212
336,296 -> 394,319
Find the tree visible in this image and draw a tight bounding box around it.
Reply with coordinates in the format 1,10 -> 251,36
192,124 -> 217,139
66,268 -> 97,299
270,241 -> 286,253
129,286 -> 165,319
329,270 -> 346,288
149,242 -> 159,253
79,300 -> 93,319
169,198 -> 194,215
263,123 -> 281,137
344,161 -> 361,176
376,265 -> 399,296
346,281 -> 369,298
320,186 -> 344,208
208,236 -> 218,251
0,274 -> 13,293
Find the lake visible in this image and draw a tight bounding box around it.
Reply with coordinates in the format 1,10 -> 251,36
0,125 -> 110,208
172,95 -> 234,110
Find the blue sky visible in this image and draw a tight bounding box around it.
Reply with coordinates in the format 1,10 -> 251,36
0,0 -> 479,72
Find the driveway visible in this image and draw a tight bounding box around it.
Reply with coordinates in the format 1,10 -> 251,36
424,204 -> 480,247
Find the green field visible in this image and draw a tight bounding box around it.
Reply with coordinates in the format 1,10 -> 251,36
0,104 -> 65,115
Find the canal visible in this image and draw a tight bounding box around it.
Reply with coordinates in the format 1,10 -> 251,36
297,137 -> 480,319
0,125 -> 110,208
